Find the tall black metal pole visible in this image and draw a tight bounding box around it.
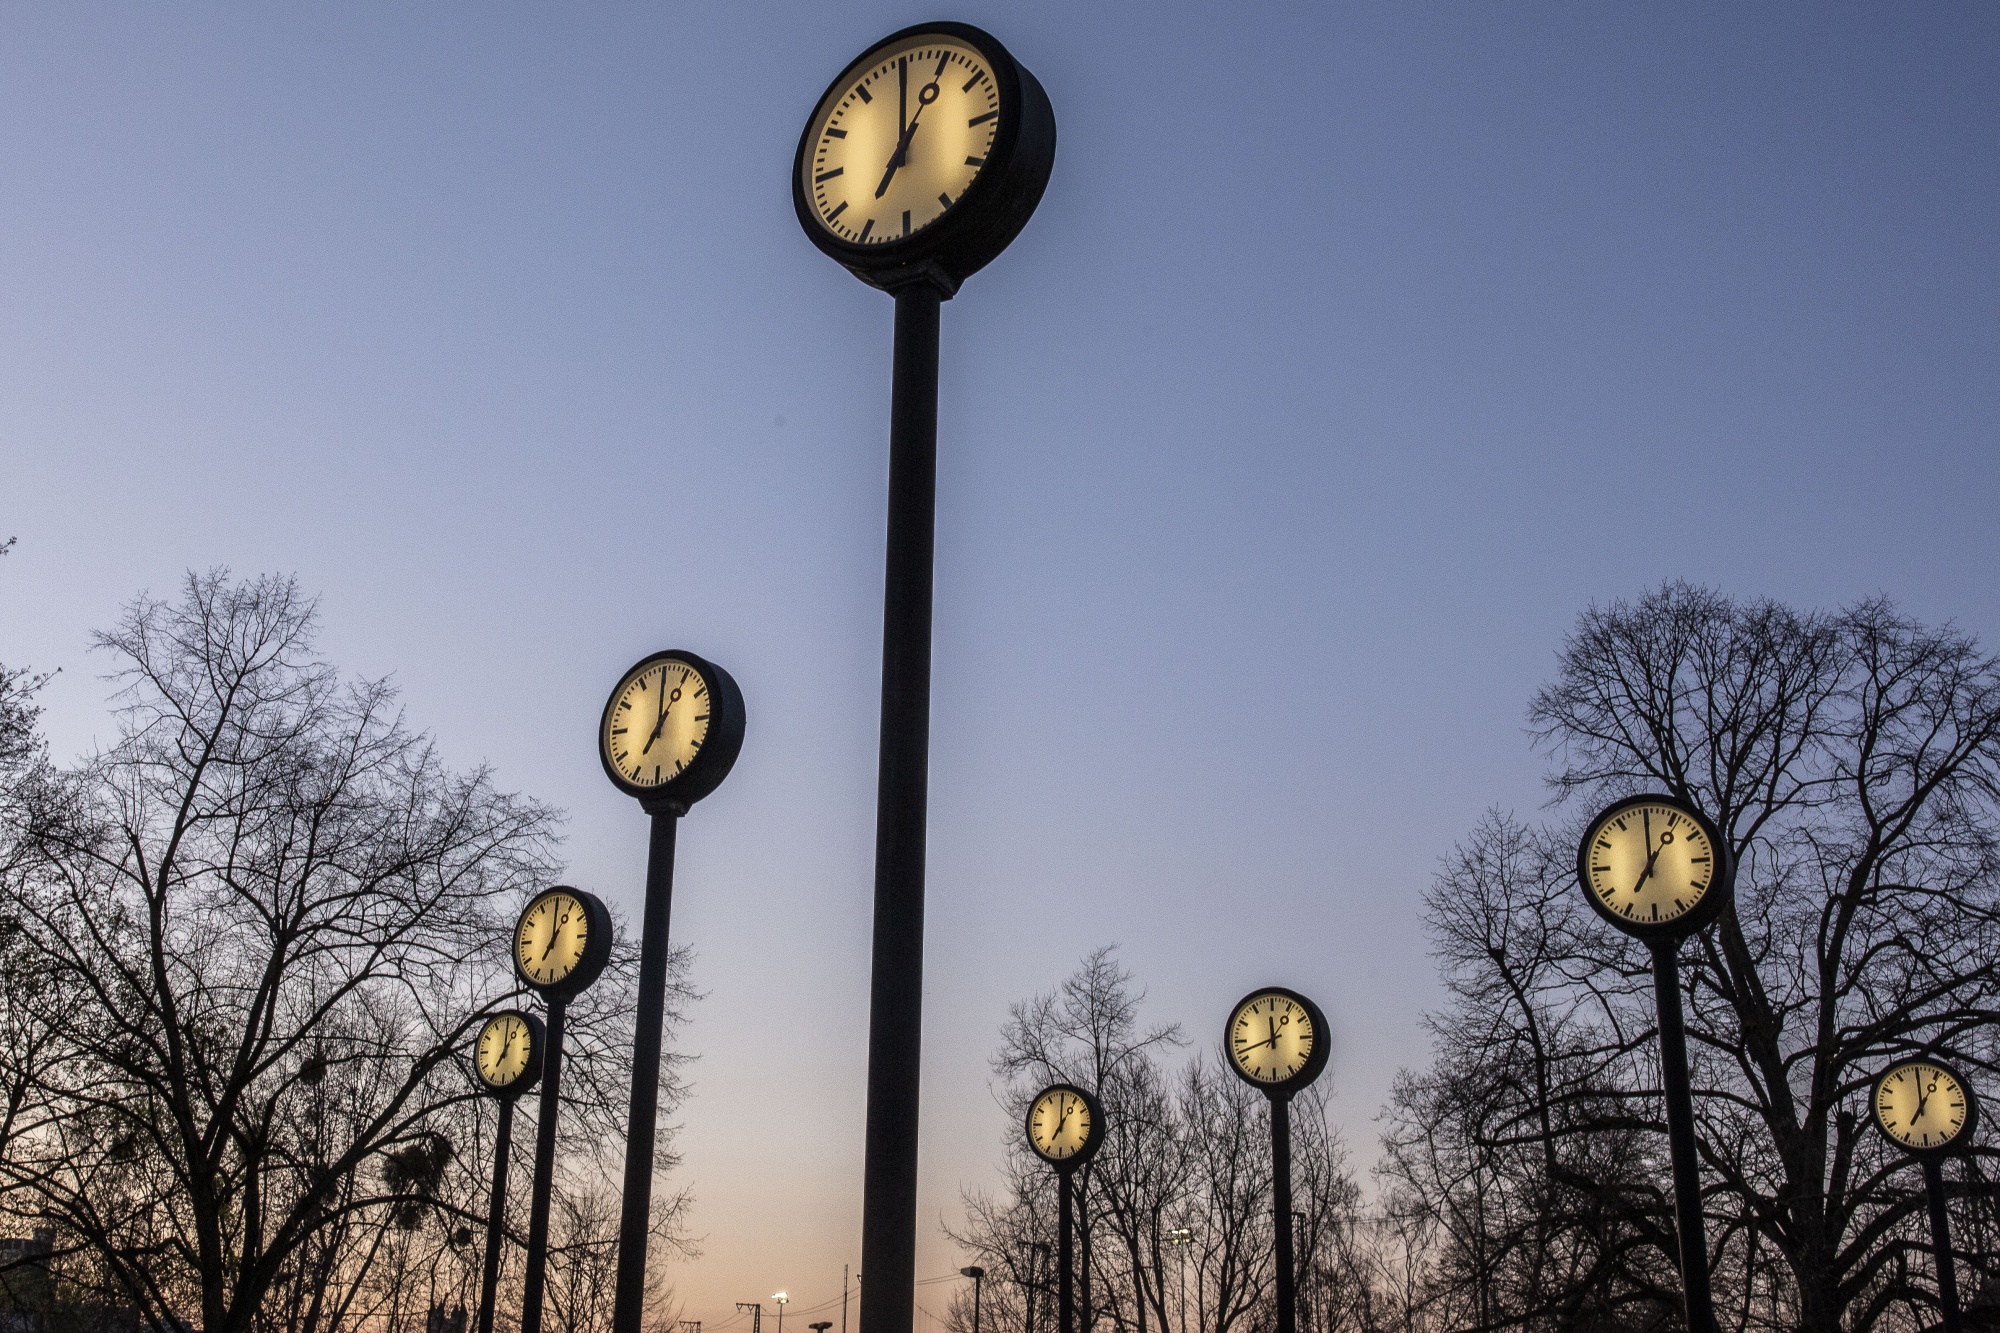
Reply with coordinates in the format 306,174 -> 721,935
1271,1097 -> 1296,1333
1649,941 -> 1718,1333
857,281 -> 943,1333
475,1097 -> 516,1333
1922,1159 -> 1964,1333
1058,1173 -> 1075,1333
520,997 -> 567,1333
613,811 -> 682,1333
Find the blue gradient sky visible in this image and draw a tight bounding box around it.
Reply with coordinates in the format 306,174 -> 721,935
2,3 -> 1996,1325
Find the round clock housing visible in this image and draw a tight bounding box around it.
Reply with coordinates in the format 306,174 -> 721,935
473,1009 -> 546,1098
1576,794 -> 1735,940
1225,987 -> 1329,1099
794,22 -> 1056,295
1025,1082 -> 1104,1171
513,887 -> 613,999
599,650 -> 746,813
1873,1057 -> 1979,1157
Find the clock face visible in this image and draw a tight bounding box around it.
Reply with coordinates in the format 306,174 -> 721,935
1580,798 -> 1725,934
474,1012 -> 539,1093
1228,992 -> 1319,1087
603,657 -> 711,792
1874,1060 -> 1975,1154
515,891 -> 593,990
802,34 -> 1000,246
1026,1086 -> 1095,1164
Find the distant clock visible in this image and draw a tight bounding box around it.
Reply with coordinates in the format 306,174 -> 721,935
473,1009 -> 545,1097
1576,795 -> 1734,939
513,887 -> 612,998
794,22 -> 1056,293
599,651 -> 745,812
1225,988 -> 1329,1098
1026,1083 -> 1104,1170
1874,1058 -> 1979,1156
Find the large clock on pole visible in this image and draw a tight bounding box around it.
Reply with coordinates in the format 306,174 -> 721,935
796,25 -> 1056,1333
794,22 -> 1056,295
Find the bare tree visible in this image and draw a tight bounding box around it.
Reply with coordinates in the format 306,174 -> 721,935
0,571 -> 695,1333
1382,584 -> 2000,1332
950,950 -> 1367,1333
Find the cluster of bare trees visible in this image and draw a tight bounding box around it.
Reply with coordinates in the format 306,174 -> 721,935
945,950 -> 1378,1333
0,571 -> 692,1333
1373,585 -> 2000,1333
953,587 -> 2000,1333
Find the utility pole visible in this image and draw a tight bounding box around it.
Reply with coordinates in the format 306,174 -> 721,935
737,1304 -> 764,1333
842,1267 -> 851,1333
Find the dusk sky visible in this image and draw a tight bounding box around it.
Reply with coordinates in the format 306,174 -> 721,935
2,3 -> 1996,1328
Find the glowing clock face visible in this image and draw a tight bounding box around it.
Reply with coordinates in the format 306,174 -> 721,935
602,657 -> 711,791
1581,800 -> 1721,931
474,1012 -> 536,1092
1228,992 -> 1318,1086
802,34 -> 1000,246
1027,1086 -> 1094,1163
515,892 -> 592,990
1875,1060 -> 1973,1153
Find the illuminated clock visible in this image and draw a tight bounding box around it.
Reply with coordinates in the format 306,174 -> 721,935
1026,1082 -> 1104,1170
1576,794 -> 1735,939
513,887 -> 613,998
794,22 -> 1056,293
473,1009 -> 546,1098
1225,988 -> 1329,1098
1873,1057 -> 1979,1156
599,651 -> 745,812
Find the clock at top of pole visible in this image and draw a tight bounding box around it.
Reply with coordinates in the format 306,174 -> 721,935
599,651 -> 745,815
1575,794 -> 1735,940
473,1009 -> 546,1099
794,22 -> 1056,295
1873,1057 -> 1980,1157
1225,987 -> 1329,1099
513,887 -> 613,999
1025,1082 -> 1104,1172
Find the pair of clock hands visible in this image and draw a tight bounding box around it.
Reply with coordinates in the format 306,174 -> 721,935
876,56 -> 942,200
1241,1015 -> 1288,1054
1628,810 -> 1677,896
1909,1074 -> 1945,1126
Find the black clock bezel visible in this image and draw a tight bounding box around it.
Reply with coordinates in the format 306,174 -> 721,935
598,650 -> 746,815
1575,793 -> 1737,942
512,887 -> 613,999
1025,1081 -> 1105,1173
1872,1055 -> 1980,1159
792,21 -> 1056,297
1224,986 -> 1330,1101
473,1008 -> 546,1099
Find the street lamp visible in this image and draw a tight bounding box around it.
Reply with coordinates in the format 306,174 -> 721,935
775,1292 -> 790,1333
1165,1228 -> 1192,1333
960,1268 -> 987,1333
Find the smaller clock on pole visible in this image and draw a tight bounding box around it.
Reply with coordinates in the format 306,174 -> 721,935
513,887 -> 612,1333
1873,1057 -> 1980,1333
1224,988 -> 1328,1333
600,651 -> 745,1333
1575,794 -> 1735,1333
470,1010 -> 544,1333
1025,1083 -> 1104,1333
